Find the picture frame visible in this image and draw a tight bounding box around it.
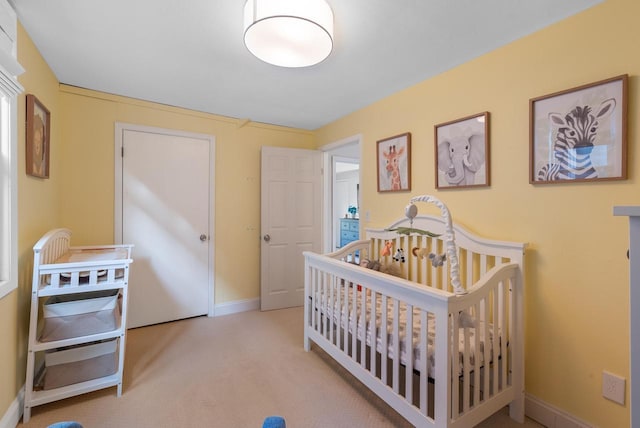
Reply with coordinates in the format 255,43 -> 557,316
435,112 -> 490,189
376,132 -> 411,192
26,94 -> 51,178
529,74 -> 627,184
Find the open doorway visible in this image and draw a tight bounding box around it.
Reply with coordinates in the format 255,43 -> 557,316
333,158 -> 359,250
321,135 -> 361,253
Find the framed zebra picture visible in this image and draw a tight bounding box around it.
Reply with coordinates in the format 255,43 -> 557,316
529,74 -> 628,184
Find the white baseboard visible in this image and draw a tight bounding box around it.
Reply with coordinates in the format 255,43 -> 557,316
212,297 -> 259,317
0,386 -> 23,428
526,393 -> 593,428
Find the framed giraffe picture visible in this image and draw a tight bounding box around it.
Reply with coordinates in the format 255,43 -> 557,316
529,74 -> 628,184
376,132 -> 411,192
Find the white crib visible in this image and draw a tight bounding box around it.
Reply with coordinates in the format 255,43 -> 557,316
303,195 -> 526,427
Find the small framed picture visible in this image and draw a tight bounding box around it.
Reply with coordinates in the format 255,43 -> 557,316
376,132 -> 411,192
26,94 -> 51,178
435,112 -> 489,189
530,74 -> 627,184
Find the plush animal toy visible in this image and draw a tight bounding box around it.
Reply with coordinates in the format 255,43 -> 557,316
428,252 -> 446,267
362,259 -> 405,279
380,240 -> 393,257
411,247 -> 429,259
393,248 -> 406,263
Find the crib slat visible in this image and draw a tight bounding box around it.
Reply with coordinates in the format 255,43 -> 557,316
419,310 -> 428,415
492,285 -> 500,395
480,254 -> 488,278
360,285 -> 367,367
370,290 -> 377,377
466,250 -> 473,289
351,283 -> 358,360
410,235 -> 418,284
328,276 -> 334,340
483,292 -> 491,399
500,279 -> 507,392
405,304 -> 413,404
452,310 -> 460,416
336,277 -> 342,350
342,280 -> 349,353
440,243 -> 447,292
381,295 -> 388,385
462,323 -> 471,413
392,298 -> 400,393
473,302 -> 481,408
322,274 -> 328,338
311,269 -> 317,332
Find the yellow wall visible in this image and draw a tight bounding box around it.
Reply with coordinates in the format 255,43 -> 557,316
57,86 -> 315,304
1,22 -> 314,421
0,23 -> 62,416
316,0 -> 637,426
3,0 -> 638,426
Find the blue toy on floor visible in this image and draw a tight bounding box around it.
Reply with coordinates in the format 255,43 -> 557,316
47,423 -> 83,428
263,416 -> 286,428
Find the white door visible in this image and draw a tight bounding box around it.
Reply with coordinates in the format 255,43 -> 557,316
116,124 -> 214,328
261,146 -> 322,311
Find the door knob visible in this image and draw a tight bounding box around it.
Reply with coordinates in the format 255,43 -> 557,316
200,234 -> 208,242
263,234 -> 271,242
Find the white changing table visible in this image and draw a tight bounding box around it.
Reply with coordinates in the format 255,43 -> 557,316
23,229 -> 133,422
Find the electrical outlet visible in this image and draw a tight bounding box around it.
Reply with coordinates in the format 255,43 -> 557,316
602,371 -> 625,405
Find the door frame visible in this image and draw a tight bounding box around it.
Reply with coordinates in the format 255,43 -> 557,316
320,134 -> 362,253
113,122 -> 216,317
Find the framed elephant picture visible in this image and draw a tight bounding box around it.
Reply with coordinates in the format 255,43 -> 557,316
435,112 -> 490,189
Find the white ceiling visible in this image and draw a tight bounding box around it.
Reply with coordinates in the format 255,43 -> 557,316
13,0 -> 602,130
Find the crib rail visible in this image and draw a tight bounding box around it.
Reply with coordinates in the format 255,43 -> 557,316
366,215 -> 525,294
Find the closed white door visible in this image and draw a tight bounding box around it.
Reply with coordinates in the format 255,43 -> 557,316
261,147 -> 322,310
116,125 -> 213,328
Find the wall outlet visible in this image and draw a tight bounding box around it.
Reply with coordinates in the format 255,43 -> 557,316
602,371 -> 625,405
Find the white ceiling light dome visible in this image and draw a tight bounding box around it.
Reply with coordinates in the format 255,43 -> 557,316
243,0 -> 334,68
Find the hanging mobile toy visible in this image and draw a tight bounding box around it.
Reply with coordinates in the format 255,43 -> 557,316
384,203 -> 441,237
380,240 -> 393,257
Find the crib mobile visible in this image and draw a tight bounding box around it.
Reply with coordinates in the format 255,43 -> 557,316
402,194 -> 465,295
372,195 -> 462,293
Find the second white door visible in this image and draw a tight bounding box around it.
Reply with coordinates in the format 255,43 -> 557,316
261,146 -> 322,310
118,125 -> 213,328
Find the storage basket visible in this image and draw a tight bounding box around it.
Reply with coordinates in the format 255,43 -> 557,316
44,339 -> 118,390
39,290 -> 119,342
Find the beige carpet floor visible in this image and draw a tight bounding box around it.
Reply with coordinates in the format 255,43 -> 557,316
19,307 -> 543,427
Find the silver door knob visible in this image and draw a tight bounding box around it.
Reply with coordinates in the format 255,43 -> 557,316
200,234 -> 208,242
263,234 -> 271,242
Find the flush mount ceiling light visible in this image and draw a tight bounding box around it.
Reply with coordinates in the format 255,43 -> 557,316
243,0 -> 334,68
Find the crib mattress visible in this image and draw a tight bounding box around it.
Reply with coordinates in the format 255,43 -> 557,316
313,288 -> 499,376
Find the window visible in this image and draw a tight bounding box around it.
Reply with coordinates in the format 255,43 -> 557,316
0,0 -> 24,299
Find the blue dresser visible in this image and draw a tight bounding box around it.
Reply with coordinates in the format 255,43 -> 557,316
339,218 -> 359,247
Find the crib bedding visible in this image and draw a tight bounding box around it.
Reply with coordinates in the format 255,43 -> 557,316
313,285 -> 499,376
